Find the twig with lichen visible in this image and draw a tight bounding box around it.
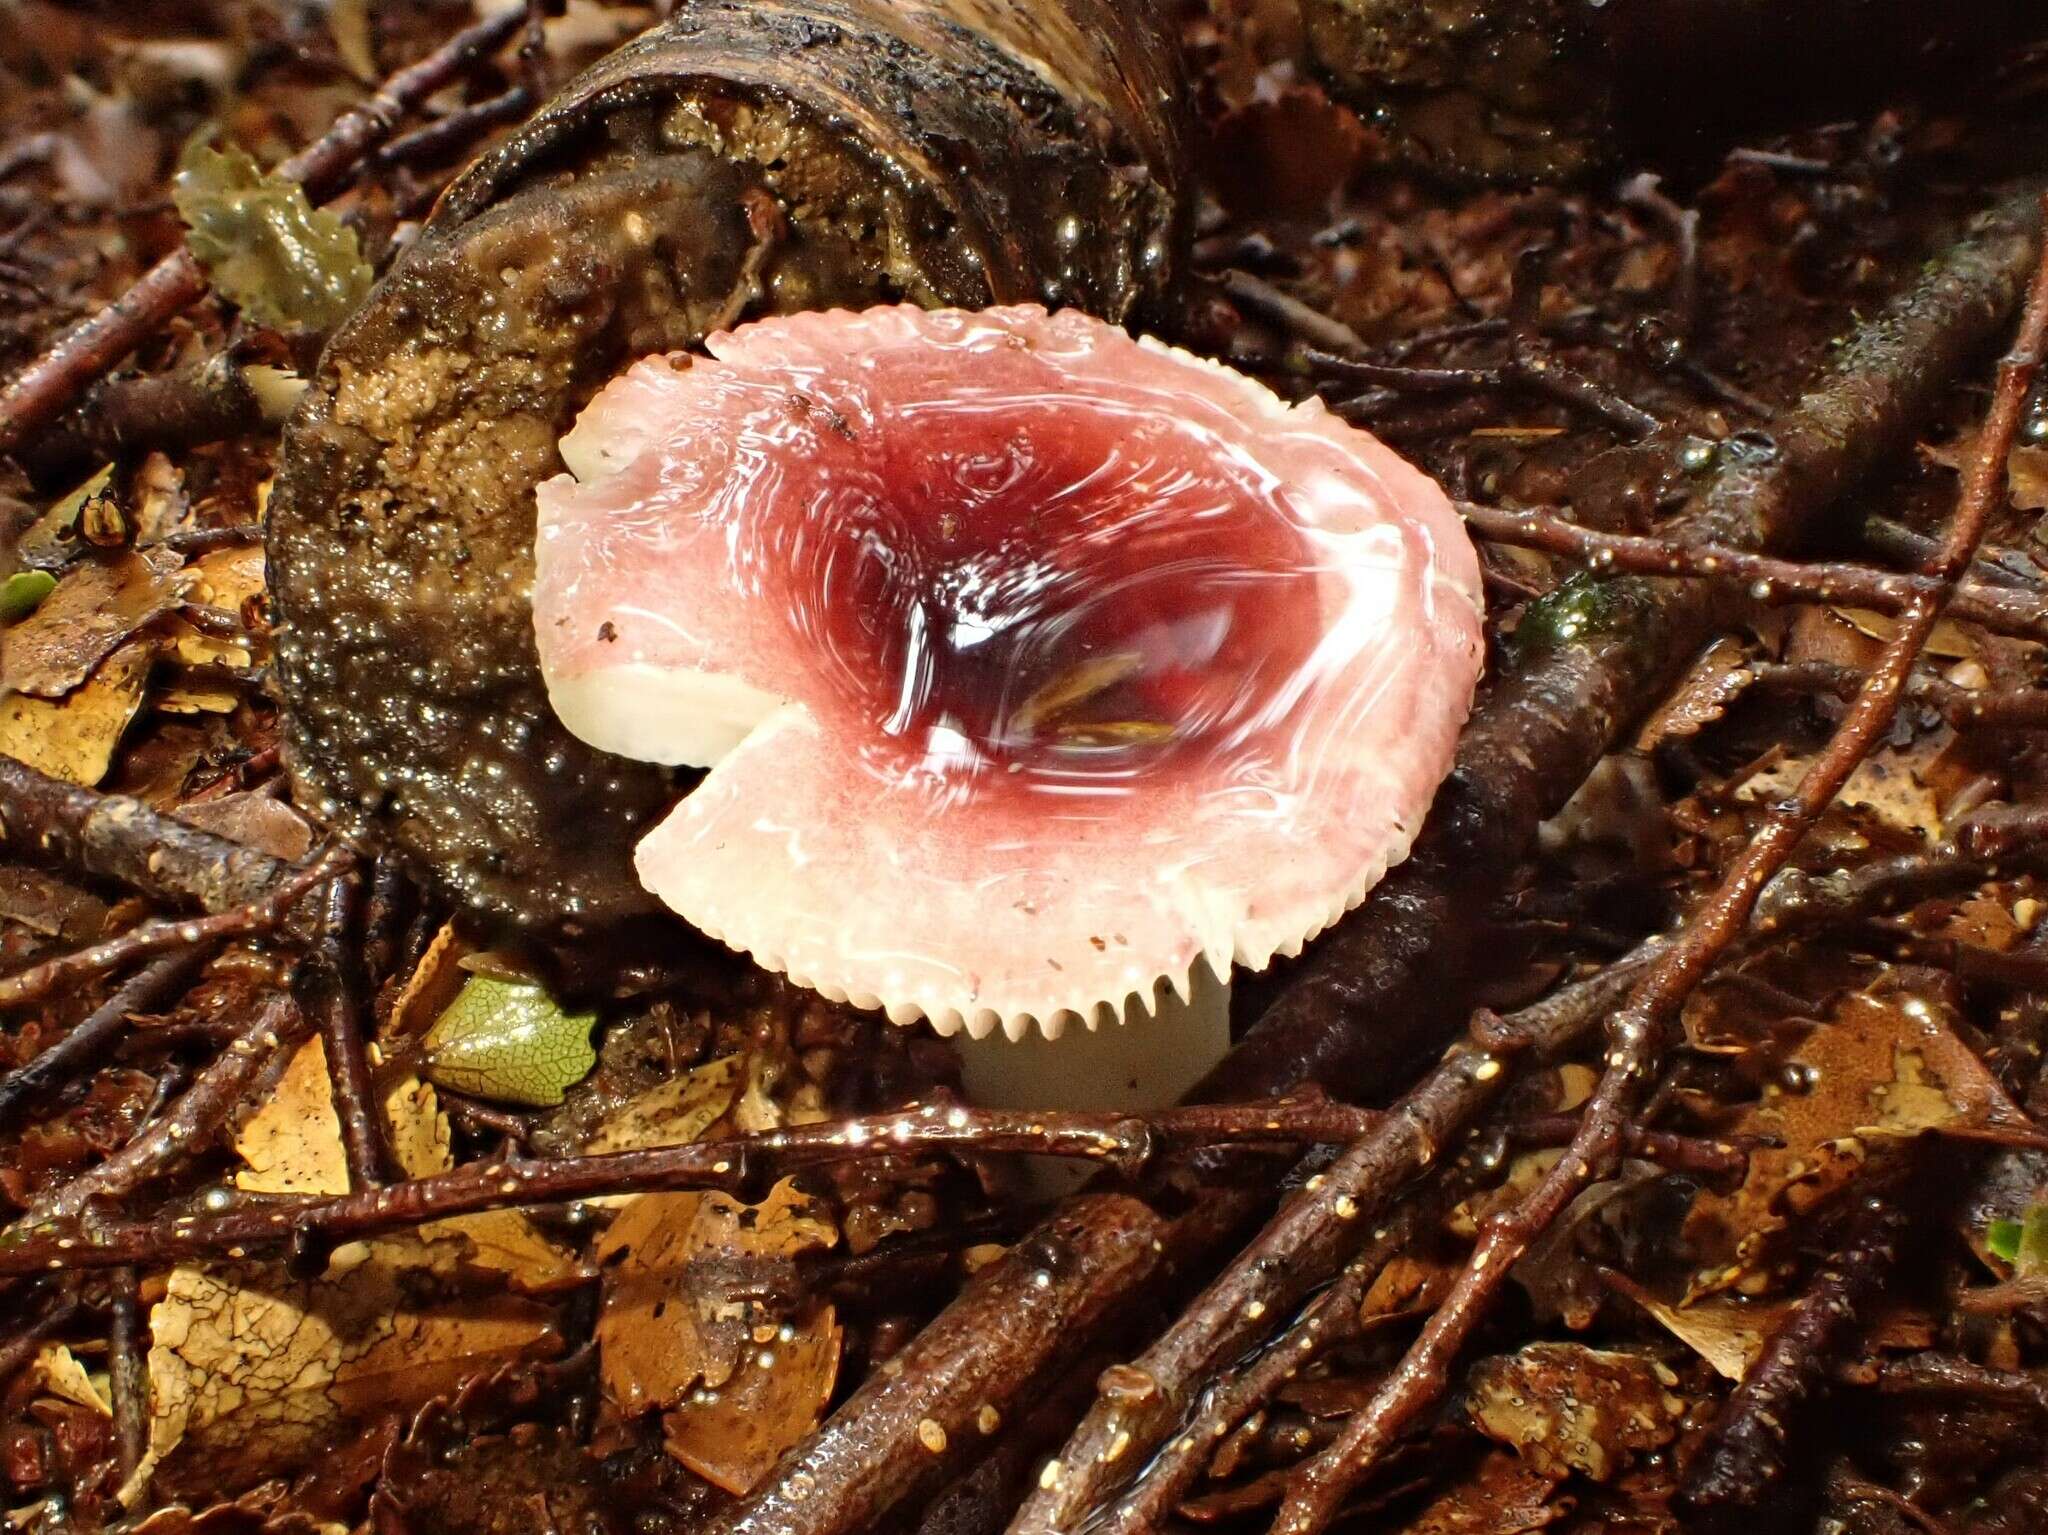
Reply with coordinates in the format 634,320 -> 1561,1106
1460,500 -> 2048,645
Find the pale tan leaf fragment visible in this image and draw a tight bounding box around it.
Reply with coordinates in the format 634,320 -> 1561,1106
1,546 -> 184,697
145,1240 -> 556,1491
586,1053 -> 747,1155
234,1036 -> 350,1196
29,1343 -> 112,1416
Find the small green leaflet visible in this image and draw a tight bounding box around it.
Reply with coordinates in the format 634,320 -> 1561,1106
421,976 -> 598,1108
173,139 -> 373,332
1987,1203 -> 2048,1274
0,571 -> 56,623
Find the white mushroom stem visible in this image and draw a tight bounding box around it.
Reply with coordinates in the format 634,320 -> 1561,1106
954,961 -> 1232,1194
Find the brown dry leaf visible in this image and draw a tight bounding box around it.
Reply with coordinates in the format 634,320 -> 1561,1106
1831,605 -> 1979,661
1922,436 -> 2048,512
0,868 -> 108,942
235,1036 -> 350,1196
230,1037 -> 576,1288
144,1240 -> 557,1494
0,640 -> 155,785
1467,1344 -> 1683,1483
385,920 -> 472,1038
184,544 -> 265,613
660,1303 -> 841,1496
1,546 -> 184,697
1403,1448 -> 1570,1534
381,1074 -> 581,1292
1635,636 -> 1756,752
1358,1253 -> 1455,1328
1684,985 -> 2030,1295
1735,740 -> 1947,843
175,792 -> 317,862
585,1053 -> 747,1156
596,1178 -> 836,1415
1604,1271 -> 1788,1380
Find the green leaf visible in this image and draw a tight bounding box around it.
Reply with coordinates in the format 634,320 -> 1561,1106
0,571 -> 56,623
421,976 -> 598,1108
1987,1219 -> 2023,1263
173,139 -> 373,332
1987,1205 -> 2048,1274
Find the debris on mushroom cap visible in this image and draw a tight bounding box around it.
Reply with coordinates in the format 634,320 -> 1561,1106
533,304 -> 1484,1039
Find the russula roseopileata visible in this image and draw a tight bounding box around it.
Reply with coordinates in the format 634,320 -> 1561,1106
533,304 -> 1483,1077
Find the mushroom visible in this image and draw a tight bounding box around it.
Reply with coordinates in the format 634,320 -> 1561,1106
533,304 -> 1483,1105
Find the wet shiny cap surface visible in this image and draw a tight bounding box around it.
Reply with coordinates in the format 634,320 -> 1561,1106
534,304 -> 1484,1038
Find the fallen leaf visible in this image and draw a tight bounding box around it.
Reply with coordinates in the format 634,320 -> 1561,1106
1636,636 -> 1756,752
1604,1271 -> 1788,1380
596,1179 -> 836,1414
1684,984 -> 2030,1295
1403,1448 -> 1569,1534
326,0 -> 378,81
234,1036 -> 350,1196
174,141 -> 372,332
661,1303 -> 841,1496
0,640 -> 155,785
420,976 -> 597,1107
145,1241 -> 557,1494
182,544 -> 265,614
1,546 -> 183,697
585,1054 -> 747,1156
381,1074 -> 581,1292
385,920 -> 471,1038
1922,436 -> 2048,512
1467,1344 -> 1682,1482
28,1343 -> 112,1416
1735,742 -> 1947,843
175,793 -> 316,862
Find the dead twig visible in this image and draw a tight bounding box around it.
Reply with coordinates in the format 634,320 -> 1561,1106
1459,500 -> 2048,645
1268,192 -> 2048,1535
303,873 -> 390,1188
0,755 -> 291,913
1680,1180 -> 1915,1515
24,991 -> 307,1226
0,947 -> 213,1132
0,1097 -> 1377,1274
0,847 -> 348,1011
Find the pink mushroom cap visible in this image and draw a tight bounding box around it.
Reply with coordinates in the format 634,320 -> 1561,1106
533,304 -> 1483,1039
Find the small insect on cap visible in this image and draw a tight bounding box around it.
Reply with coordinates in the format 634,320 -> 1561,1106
533,305 -> 1484,1040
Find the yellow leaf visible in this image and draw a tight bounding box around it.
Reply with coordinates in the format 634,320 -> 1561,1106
661,1303 -> 841,1496
0,641 -> 153,785
29,1343 -> 112,1416
586,1054 -> 746,1156
146,1241 -> 557,1494
234,1036 -> 350,1196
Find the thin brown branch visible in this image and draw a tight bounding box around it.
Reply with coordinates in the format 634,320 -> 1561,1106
1008,950 -> 1658,1534
0,847 -> 348,1011
1314,345 -> 1663,438
1753,657 -> 2048,732
0,1098 -> 1378,1275
24,991 -> 307,1225
0,947 -> 213,1131
0,755 -> 291,913
1680,1177 -> 1914,1514
1460,500 -> 2048,645
1853,1352 -> 2048,1414
0,1282 -> 75,1395
1269,194 -> 2048,1535
109,1266 -> 147,1482
0,5 -> 524,457
373,84 -> 536,172
303,874 -> 390,1187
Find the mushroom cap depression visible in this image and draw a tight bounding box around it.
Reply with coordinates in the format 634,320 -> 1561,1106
533,305 -> 1484,1038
